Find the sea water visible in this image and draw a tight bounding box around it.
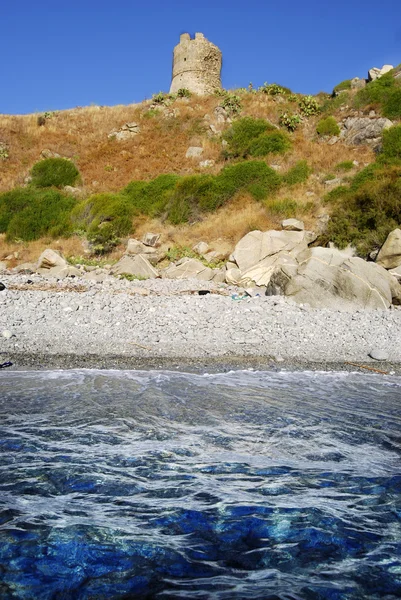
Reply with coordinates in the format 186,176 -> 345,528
0,369 -> 400,599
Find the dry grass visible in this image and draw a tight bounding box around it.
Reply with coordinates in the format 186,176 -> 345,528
0,90 -> 378,263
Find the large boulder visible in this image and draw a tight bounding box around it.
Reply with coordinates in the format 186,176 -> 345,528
37,249 -> 67,270
111,255 -> 159,279
341,117 -> 393,147
162,258 -> 214,280
266,247 -> 401,310
240,252 -> 298,288
368,65 -> 394,81
376,229 -> 401,270
232,230 -> 308,272
126,239 -> 164,264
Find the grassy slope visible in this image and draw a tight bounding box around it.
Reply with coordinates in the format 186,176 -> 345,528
0,90 -> 376,265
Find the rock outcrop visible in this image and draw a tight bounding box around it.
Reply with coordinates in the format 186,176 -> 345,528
341,117 -> 393,147
266,247 -> 401,310
376,229 -> 401,270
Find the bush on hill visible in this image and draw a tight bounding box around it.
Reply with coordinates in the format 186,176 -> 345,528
0,187 -> 76,241
316,116 -> 340,137
223,117 -> 276,158
381,125 -> 401,159
354,72 -> 401,117
123,174 -> 179,216
30,158 -> 80,188
324,162 -> 401,256
282,161 -> 311,186
248,131 -> 291,157
333,79 -> 352,94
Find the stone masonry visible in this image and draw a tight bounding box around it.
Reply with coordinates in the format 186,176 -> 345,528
170,32 -> 222,96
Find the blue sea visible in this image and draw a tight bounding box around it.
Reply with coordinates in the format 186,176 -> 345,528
0,369 -> 401,599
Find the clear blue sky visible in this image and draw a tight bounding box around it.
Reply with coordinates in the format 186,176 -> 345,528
2,0 -> 401,114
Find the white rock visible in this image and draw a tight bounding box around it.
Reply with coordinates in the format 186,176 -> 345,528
111,255 -> 159,279
192,241 -> 209,255
2,330 -> 12,339
376,229 -> 401,270
233,230 -> 308,272
37,249 -> 67,270
281,218 -> 304,232
368,349 -> 389,361
186,146 -> 204,159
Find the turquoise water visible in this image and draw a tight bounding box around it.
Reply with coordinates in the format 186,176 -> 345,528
0,369 -> 401,599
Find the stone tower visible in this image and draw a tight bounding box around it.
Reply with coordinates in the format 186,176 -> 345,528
169,33 -> 222,96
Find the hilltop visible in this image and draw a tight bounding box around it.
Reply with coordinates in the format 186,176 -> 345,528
0,63 -> 400,267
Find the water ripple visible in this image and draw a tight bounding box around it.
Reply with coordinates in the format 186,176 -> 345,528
0,369 -> 400,598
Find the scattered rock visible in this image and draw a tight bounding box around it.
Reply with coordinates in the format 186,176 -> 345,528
232,230 -> 308,272
163,258 -> 214,280
281,218 -> 304,232
376,228 -> 401,270
142,233 -> 160,247
266,247 -> 401,310
13,262 -> 36,274
351,77 -> 366,91
40,149 -> 62,159
325,177 -> 342,186
225,267 -> 242,285
63,185 -> 84,198
186,146 -> 204,159
111,255 -> 159,279
192,241 -> 209,255
368,349 -> 389,361
108,122 -> 140,141
214,106 -> 229,123
368,65 -> 393,81
199,159 -> 215,168
341,117 -> 393,148
37,249 -> 67,270
2,330 -> 12,339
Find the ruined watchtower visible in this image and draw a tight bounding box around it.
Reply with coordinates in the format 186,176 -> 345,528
169,33 -> 222,96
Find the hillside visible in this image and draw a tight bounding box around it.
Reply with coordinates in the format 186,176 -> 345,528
1,67 -> 400,268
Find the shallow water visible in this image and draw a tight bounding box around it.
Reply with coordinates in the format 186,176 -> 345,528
0,369 -> 401,599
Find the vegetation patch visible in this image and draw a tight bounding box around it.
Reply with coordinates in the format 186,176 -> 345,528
323,131 -> 401,255
223,117 -> 291,158
316,116 -> 340,137
354,72 -> 401,118
0,187 -> 76,241
335,161 -> 354,171
31,158 -> 80,188
333,79 -> 352,94
282,161 -> 311,186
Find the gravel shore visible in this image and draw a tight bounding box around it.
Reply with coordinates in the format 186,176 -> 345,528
1,273 -> 401,371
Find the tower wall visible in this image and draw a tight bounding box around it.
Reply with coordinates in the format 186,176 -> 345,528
170,33 -> 222,96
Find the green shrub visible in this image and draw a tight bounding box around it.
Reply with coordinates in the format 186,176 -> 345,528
0,187 -> 75,241
333,79 -> 352,94
324,163 -> 401,255
220,93 -> 242,116
316,116 -> 340,136
30,158 -> 80,188
382,88 -> 401,119
73,192 -> 134,243
381,125 -> 401,158
259,83 -> 292,95
249,131 -> 291,157
165,161 -> 281,224
354,73 -> 397,109
299,95 -> 320,116
282,160 -> 311,186
335,161 -> 354,171
222,117 -> 274,158
265,198 -> 297,217
152,91 -> 168,104
320,92 -> 350,114
177,88 -> 191,98
123,174 -> 179,216
279,112 -> 302,131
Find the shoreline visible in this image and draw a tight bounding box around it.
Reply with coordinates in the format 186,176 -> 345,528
2,273 -> 401,374
2,352 -> 401,375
